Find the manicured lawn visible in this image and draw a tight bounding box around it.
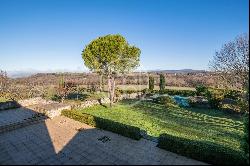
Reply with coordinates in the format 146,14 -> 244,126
77,99 -> 244,154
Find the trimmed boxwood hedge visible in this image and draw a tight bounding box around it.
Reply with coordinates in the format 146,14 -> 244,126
159,89 -> 196,97
61,109 -> 142,140
157,133 -> 246,165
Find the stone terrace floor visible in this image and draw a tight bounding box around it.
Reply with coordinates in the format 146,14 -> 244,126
0,107 -> 38,128
0,114 -> 207,165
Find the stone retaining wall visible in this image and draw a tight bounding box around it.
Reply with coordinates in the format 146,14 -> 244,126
18,97 -> 57,107
70,93 -> 142,109
0,92 -> 142,118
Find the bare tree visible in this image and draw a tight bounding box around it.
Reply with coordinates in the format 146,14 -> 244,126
209,33 -> 249,90
0,70 -> 8,94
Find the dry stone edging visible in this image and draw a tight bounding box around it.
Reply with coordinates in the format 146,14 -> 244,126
17,97 -> 71,119
18,97 -> 58,107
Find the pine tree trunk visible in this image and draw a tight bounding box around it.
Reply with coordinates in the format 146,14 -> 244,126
108,75 -> 116,107
99,74 -> 103,92
108,76 -> 112,107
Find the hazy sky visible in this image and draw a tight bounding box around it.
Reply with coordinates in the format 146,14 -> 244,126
0,0 -> 249,72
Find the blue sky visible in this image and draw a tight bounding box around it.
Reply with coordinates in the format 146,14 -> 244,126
0,0 -> 249,72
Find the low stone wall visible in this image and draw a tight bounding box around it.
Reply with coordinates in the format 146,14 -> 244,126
18,97 -> 57,107
117,92 -> 143,101
70,97 -> 110,109
72,93 -> 142,109
43,103 -> 72,118
0,101 -> 21,111
0,92 -> 143,118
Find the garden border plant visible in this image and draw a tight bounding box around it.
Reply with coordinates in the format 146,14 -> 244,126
158,89 -> 196,97
61,109 -> 142,140
157,133 -> 246,165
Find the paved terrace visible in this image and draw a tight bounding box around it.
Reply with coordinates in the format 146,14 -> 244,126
0,107 -> 207,165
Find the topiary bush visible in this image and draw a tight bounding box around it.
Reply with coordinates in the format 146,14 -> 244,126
62,109 -> 142,140
159,89 -> 196,97
152,96 -> 177,108
157,133 -> 246,165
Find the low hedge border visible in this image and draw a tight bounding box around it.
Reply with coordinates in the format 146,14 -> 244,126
61,109 -> 142,140
158,89 -> 196,97
157,133 -> 246,165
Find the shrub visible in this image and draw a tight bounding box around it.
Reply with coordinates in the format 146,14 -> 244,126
149,76 -> 154,91
157,133 -> 246,165
205,89 -> 224,109
62,109 -> 142,140
118,89 -> 142,94
224,89 -> 242,100
209,88 -> 242,100
159,89 -> 196,97
142,88 -> 150,94
195,85 -> 208,96
159,74 -> 166,91
44,86 -> 57,100
115,88 -> 122,98
152,96 -> 177,108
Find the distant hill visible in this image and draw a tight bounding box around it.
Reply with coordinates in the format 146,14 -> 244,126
7,69 -> 85,78
7,71 -> 38,78
7,69 -> 207,78
147,69 -> 207,73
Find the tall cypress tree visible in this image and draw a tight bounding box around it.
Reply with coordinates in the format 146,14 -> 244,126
149,76 -> 154,91
159,74 -> 165,91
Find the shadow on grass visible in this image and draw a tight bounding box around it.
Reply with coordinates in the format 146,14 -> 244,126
97,99 -> 108,108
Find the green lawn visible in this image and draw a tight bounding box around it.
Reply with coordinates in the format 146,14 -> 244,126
77,99 -> 244,153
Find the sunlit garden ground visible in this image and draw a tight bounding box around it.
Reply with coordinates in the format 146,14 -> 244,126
77,99 -> 244,154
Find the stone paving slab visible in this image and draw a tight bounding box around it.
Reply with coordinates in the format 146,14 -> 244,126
0,116 -> 208,165
0,107 -> 38,127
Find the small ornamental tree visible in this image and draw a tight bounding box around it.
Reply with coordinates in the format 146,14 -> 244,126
159,74 -> 165,91
149,76 -> 154,91
57,75 -> 67,103
0,70 -> 9,97
57,75 -> 75,103
82,34 -> 140,107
